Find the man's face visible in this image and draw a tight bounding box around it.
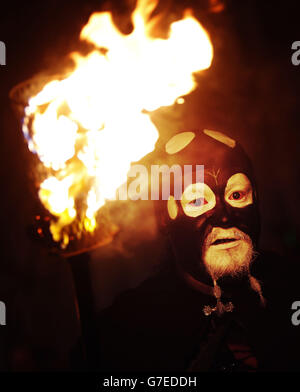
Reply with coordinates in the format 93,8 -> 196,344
163,130 -> 260,283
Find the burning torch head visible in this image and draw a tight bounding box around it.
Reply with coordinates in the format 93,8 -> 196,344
154,129 -> 260,286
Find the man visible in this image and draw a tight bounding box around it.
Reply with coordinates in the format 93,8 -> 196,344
98,129 -> 299,372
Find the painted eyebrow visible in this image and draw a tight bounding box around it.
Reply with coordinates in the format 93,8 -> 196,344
225,174 -> 252,190
181,182 -> 216,204
225,182 -> 251,192
181,183 -> 209,199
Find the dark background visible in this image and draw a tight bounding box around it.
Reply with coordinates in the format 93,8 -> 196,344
0,0 -> 300,370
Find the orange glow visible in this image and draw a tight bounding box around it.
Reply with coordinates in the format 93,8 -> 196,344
22,0 -> 213,247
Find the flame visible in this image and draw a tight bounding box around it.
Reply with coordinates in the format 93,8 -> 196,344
22,0 -> 213,248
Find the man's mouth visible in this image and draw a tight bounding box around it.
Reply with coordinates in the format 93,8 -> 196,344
211,237 -> 241,249
212,238 -> 236,245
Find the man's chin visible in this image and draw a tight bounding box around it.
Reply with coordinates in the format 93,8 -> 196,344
203,238 -> 253,280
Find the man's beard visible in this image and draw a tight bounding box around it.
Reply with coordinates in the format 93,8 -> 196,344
202,227 -> 254,280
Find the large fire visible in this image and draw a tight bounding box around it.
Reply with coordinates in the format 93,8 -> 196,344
22,0 -> 213,249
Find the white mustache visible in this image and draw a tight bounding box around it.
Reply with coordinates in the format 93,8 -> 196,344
204,227 -> 248,247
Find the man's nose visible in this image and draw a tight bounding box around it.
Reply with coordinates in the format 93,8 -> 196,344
210,195 -> 231,228
221,215 -> 229,224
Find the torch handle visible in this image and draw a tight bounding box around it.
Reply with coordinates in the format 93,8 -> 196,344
68,253 -> 100,371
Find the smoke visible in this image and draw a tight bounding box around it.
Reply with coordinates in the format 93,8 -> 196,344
90,198 -> 167,310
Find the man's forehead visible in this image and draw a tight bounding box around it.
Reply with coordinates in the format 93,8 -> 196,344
205,167 -> 222,187
165,130 -> 238,168
165,130 -> 236,155
165,130 -> 253,188
181,165 -> 246,191
204,165 -> 242,188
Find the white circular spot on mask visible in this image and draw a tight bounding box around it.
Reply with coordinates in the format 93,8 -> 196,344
167,195 -> 178,219
224,173 -> 253,208
203,129 -> 236,148
165,132 -> 196,155
181,182 -> 216,218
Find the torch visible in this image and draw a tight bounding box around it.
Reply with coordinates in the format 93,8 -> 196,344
9,0 -> 213,370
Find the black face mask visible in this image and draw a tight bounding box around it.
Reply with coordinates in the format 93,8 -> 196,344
155,129 -> 260,287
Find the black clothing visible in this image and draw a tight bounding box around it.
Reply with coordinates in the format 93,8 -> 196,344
97,251 -> 300,372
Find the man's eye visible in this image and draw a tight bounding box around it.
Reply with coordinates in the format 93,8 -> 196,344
188,198 -> 207,206
229,191 -> 244,200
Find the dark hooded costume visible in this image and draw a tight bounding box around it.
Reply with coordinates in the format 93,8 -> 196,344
97,129 -> 300,372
